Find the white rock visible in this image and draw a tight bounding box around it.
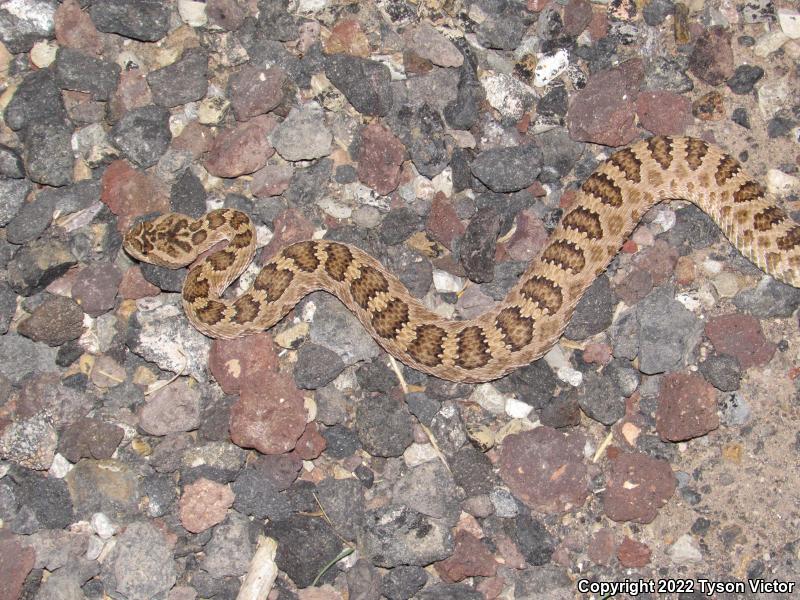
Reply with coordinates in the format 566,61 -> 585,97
91,512 -> 116,539
702,258 -> 724,276
668,534 -> 703,563
471,383 -> 507,414
766,169 -> 800,195
778,8 -> 800,39
297,0 -> 327,12
557,367 -> 583,387
85,535 -> 105,561
480,71 -> 537,119
4,0 -> 55,32
432,269 -> 464,293
47,453 -> 72,478
757,76 -> 793,120
318,197 -> 352,219
534,49 -> 569,87
178,0 -> 207,27
403,442 -> 439,467
30,39 -> 57,67
543,345 -> 570,370
712,272 -> 740,298
753,30 -> 789,57
505,397 -> 533,419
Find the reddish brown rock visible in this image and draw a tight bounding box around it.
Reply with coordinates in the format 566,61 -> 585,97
292,421 -> 327,460
71,262 -> 122,317
505,209 -> 548,261
0,536 -> 35,600
229,373 -> 306,454
403,50 -> 433,75
324,18 -> 371,57
179,478 -> 235,533
173,121 -> 216,158
406,22 -> 464,68
498,426 -> 589,513
139,378 -> 202,436
634,239 -> 679,286
426,192 -> 465,250
582,342 -> 613,365
100,160 -> 169,231
617,536 -> 651,568
656,372 -> 719,442
587,529 -> 616,566
119,265 -> 161,300
229,66 -> 288,121
689,26 -> 734,86
17,295 -> 84,346
207,0 -> 246,31
636,91 -> 693,136
55,0 -> 103,56
251,163 -> 294,198
587,8 -> 609,40
109,69 -> 153,123
692,91 -> 726,121
705,313 -> 776,369
613,268 -> 653,305
204,114 -> 277,178
58,417 -> 124,462
604,451 -> 676,524
435,530 -> 497,582
260,208 -> 315,261
563,0 -> 593,36
567,60 -> 643,146
209,333 -> 279,395
357,122 -> 406,196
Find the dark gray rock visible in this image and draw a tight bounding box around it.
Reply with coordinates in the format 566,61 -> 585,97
316,477 -> 365,541
506,511 -> 555,566
101,522 -> 177,599
460,207 -> 500,283
449,444 -> 496,496
0,333 -> 58,383
355,394 -> 414,458
0,144 -> 25,178
643,0 -> 675,25
170,169 -> 207,218
0,177 -> 32,226
293,342 -> 346,389
89,0 -> 170,42
636,286 -> 702,374
325,55 -> 393,116
572,371 -> 624,425
726,64 -> 764,95
4,69 -> 67,133
139,263 -> 186,293
384,245 -> 433,300
6,191 -> 55,244
537,84 -> 569,117
378,207 -> 421,246
7,467 -> 74,531
564,275 -> 617,340
110,105 -> 172,168
17,295 -> 84,346
699,353 -> 741,392
265,515 -> 345,588
417,584 -> 483,600
733,277 -> 800,318
393,460 -> 462,525
283,158 -> 331,207
23,119 -> 74,187
443,74 -> 483,130
359,505 -> 454,567
146,49 -> 209,108
0,0 -> 56,53
475,2 -> 528,50
403,104 -> 449,178
537,128 -> 584,184
381,565 -> 427,600
7,237 -> 77,295
0,282 -> 16,334
643,56 -> 693,93
257,0 -> 298,41
322,424 -> 361,458
732,108 -> 752,130
470,144 -> 543,193
55,48 -> 121,101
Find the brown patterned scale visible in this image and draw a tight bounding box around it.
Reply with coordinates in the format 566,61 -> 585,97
123,136 -> 800,383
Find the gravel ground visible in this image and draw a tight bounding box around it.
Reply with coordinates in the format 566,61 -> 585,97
1,0 -> 800,599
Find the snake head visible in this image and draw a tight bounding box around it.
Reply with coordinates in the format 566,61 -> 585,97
123,213 -> 194,268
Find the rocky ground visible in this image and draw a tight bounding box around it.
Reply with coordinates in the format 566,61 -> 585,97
1,0 -> 799,598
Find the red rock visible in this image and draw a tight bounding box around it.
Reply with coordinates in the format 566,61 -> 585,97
563,0 -> 593,36
260,208 -> 315,261
527,0 -> 551,10
403,50 -> 433,75
634,239 -> 678,285
494,533 -> 526,569
617,536 -> 651,568
636,91 -> 693,136
689,26 -> 734,86
656,372 -> 719,442
426,192 -> 465,250
179,478 -> 235,533
55,0 -> 103,56
435,531 -> 498,583
621,239 -> 637,254
587,529 -> 616,566
613,268 -> 653,305
705,313 -> 776,369
173,121 -> 216,158
118,265 -> 161,300
252,453 -> 303,490
504,209 -> 547,261
498,427 -> 589,513
324,18 -> 371,57
582,342 -> 613,365
229,372 -> 306,454
292,421 -> 327,460
109,69 -> 153,123
209,333 -> 279,395
587,8 -> 609,40
204,114 -> 277,178
357,122 -> 406,196
0,536 -> 35,600
63,90 -> 106,124
229,66 -> 288,121
567,60 -> 644,146
476,576 -> 505,600
603,451 -> 676,524
406,22 -> 463,68
675,255 -> 696,286
100,160 -> 169,231
251,163 -> 294,198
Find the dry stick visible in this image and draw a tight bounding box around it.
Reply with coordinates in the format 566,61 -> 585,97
236,536 -> 279,600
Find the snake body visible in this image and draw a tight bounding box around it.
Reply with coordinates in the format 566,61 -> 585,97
123,136 -> 800,383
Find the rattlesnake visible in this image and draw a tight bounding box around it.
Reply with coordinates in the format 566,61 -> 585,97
123,136 -> 800,383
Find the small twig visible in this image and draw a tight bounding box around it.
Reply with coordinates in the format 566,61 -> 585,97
236,536 -> 278,600
310,547 -> 354,587
144,347 -> 187,396
312,492 -> 354,548
388,355 -> 409,394
592,431 -> 614,463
